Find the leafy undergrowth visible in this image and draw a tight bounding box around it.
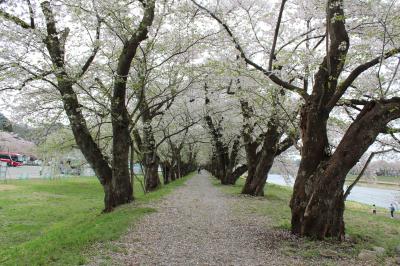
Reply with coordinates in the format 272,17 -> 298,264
213,177 -> 400,263
0,174 -> 193,265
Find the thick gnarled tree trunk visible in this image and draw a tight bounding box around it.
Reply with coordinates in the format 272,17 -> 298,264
108,0 -> 155,204
240,99 -> 295,196
288,0 -> 351,239
241,127 -> 294,196
290,102 -> 332,237
291,101 -> 400,239
242,123 -> 280,196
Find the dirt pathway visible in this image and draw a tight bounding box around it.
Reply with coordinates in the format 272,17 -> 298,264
90,173 -> 364,265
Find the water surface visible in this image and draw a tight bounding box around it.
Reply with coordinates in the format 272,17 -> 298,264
267,174 -> 400,209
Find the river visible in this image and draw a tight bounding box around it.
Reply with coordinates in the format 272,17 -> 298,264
267,174 -> 400,209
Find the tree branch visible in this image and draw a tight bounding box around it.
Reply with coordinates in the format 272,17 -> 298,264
78,14 -> 102,79
0,8 -> 32,29
268,0 -> 287,71
190,0 -> 307,99
328,47 -> 400,109
41,1 -> 65,68
116,0 -> 155,79
26,0 -> 35,28
344,148 -> 399,200
276,132 -> 298,156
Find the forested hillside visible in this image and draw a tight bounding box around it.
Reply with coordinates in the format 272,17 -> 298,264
0,112 -> 12,132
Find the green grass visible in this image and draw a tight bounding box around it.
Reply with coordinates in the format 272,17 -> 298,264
0,174 -> 193,265
346,174 -> 400,184
213,177 -> 400,261
373,176 -> 400,183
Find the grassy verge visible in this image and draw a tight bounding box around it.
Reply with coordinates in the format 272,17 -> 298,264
0,174 -> 193,265
346,175 -> 400,184
346,175 -> 400,190
212,177 -> 400,262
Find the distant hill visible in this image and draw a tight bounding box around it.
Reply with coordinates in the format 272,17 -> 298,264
0,131 -> 37,155
0,113 -> 12,132
12,123 -> 40,144
12,122 -> 66,145
0,112 -> 67,152
0,113 -> 37,154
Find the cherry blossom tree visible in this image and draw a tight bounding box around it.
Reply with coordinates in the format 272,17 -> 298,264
0,0 -> 156,211
192,0 -> 400,239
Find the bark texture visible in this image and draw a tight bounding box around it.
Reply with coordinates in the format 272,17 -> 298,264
291,101 -> 400,239
240,100 -> 295,196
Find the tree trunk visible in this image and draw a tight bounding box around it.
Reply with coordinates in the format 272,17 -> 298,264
241,140 -> 259,193
290,99 -> 335,237
291,101 -> 400,239
242,122 -> 280,196
289,0 -> 350,238
221,136 -> 241,185
171,163 -> 177,181
204,113 -> 230,181
144,156 -> 161,191
61,80 -> 134,210
221,168 -> 232,185
162,161 -> 171,185
175,153 -> 182,179
111,72 -> 133,204
14,0 -> 157,213
141,120 -> 160,191
103,179 -> 115,212
105,0 -> 155,207
227,164 -> 248,184
142,125 -> 161,190
241,161 -> 274,196
130,140 -> 135,196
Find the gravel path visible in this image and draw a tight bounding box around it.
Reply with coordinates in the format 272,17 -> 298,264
91,173 -> 300,265
90,173 -> 364,265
